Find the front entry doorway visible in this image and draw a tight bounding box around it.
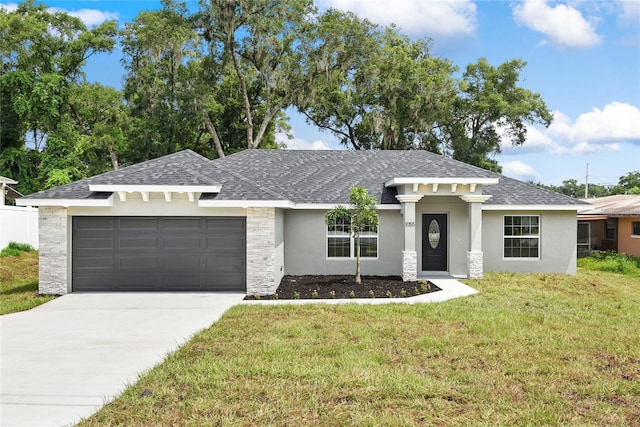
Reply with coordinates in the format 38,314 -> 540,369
422,214 -> 447,271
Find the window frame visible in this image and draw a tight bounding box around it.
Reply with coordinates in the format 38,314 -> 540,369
326,216 -> 379,260
632,221 -> 640,238
503,215 -> 541,260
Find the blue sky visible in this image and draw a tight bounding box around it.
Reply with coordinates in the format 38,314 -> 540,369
2,0 -> 639,186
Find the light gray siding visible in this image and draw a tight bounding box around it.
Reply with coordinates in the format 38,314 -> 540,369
284,209 -> 403,276
482,210 -> 577,274
274,208 -> 285,285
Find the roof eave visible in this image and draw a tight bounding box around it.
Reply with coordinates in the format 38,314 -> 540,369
16,195 -> 114,208
482,204 -> 585,211
385,177 -> 499,187
89,184 -> 222,193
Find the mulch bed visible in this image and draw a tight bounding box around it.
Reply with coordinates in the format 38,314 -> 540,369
244,275 -> 441,300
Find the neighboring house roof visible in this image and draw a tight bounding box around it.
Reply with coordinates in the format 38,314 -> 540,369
18,149 -> 587,208
0,176 -> 18,185
578,195 -> 640,217
1,175 -> 22,203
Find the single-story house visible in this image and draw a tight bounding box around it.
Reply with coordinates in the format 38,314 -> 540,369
577,195 -> 640,257
18,149 -> 587,295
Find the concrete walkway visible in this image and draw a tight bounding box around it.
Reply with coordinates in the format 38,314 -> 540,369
241,276 -> 478,306
0,293 -> 245,427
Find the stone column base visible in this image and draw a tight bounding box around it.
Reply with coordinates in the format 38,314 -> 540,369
467,251 -> 483,279
402,251 -> 418,282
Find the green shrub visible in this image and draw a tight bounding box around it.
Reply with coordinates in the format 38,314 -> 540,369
0,242 -> 35,257
578,251 -> 640,277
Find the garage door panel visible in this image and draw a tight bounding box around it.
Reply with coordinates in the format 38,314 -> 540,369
75,237 -> 114,250
162,218 -> 202,230
119,218 -> 158,230
162,236 -> 203,250
119,236 -> 158,250
74,256 -> 114,269
119,256 -> 157,268
74,217 -> 115,230
72,216 -> 246,292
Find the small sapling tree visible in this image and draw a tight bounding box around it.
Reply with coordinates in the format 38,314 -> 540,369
325,186 -> 378,284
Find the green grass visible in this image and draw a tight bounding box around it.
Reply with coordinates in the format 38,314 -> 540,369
79,271 -> 640,426
1,241 -> 36,257
0,250 -> 53,315
578,251 -> 640,277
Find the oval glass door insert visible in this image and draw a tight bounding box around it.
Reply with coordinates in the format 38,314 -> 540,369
428,219 -> 440,249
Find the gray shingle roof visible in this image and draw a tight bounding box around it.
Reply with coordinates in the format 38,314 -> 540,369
483,175 -> 589,206
209,149 -> 497,204
21,150 -> 219,200
20,149 -> 586,207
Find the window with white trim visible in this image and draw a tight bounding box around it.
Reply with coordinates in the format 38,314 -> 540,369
632,221 -> 640,237
504,215 -> 540,259
327,217 -> 378,258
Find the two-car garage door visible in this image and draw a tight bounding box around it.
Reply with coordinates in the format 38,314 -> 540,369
72,217 -> 246,292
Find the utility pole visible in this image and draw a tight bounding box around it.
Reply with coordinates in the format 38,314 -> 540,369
584,163 -> 589,198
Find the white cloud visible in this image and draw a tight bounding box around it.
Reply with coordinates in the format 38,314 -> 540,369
0,2 -> 118,26
500,124 -> 554,153
320,0 -> 477,37
548,102 -> 640,143
501,160 -> 539,180
0,2 -> 18,12
617,0 -> 640,24
63,9 -> 119,27
512,0 -> 601,48
276,132 -> 330,150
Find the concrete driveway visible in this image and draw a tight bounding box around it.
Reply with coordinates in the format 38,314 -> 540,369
0,292 -> 245,427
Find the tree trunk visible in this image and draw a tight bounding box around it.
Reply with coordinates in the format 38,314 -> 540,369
202,111 -> 225,158
229,41 -> 255,149
355,233 -> 361,284
107,143 -> 119,170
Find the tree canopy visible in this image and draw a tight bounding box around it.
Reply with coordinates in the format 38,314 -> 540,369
2,0 -> 562,195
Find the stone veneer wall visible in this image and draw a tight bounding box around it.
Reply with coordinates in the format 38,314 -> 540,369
38,207 -> 68,295
467,251 -> 483,279
402,250 -> 417,281
246,207 -> 277,295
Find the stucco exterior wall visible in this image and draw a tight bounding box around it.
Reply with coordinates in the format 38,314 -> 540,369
67,193 -> 247,217
618,217 -> 640,256
415,196 -> 469,277
483,210 -> 577,274
284,209 -> 403,276
274,208 -> 285,285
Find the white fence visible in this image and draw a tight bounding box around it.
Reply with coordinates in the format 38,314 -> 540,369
0,205 -> 39,250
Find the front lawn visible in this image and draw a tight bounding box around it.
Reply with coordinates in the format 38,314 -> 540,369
79,270 -> 640,426
0,250 -> 53,315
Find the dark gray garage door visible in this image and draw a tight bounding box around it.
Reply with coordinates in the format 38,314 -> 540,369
72,217 -> 246,292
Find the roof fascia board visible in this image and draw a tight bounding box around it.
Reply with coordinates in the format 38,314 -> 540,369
16,196 -> 114,207
198,200 -> 401,210
482,204 -> 583,211
292,203 -> 401,210
89,184 -> 222,193
198,200 -> 295,208
385,177 -> 499,187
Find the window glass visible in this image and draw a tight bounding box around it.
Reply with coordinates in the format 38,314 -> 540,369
327,216 -> 378,258
633,222 -> 640,237
504,216 -> 540,259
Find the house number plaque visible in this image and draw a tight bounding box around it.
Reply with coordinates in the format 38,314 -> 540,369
405,221 -> 415,227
